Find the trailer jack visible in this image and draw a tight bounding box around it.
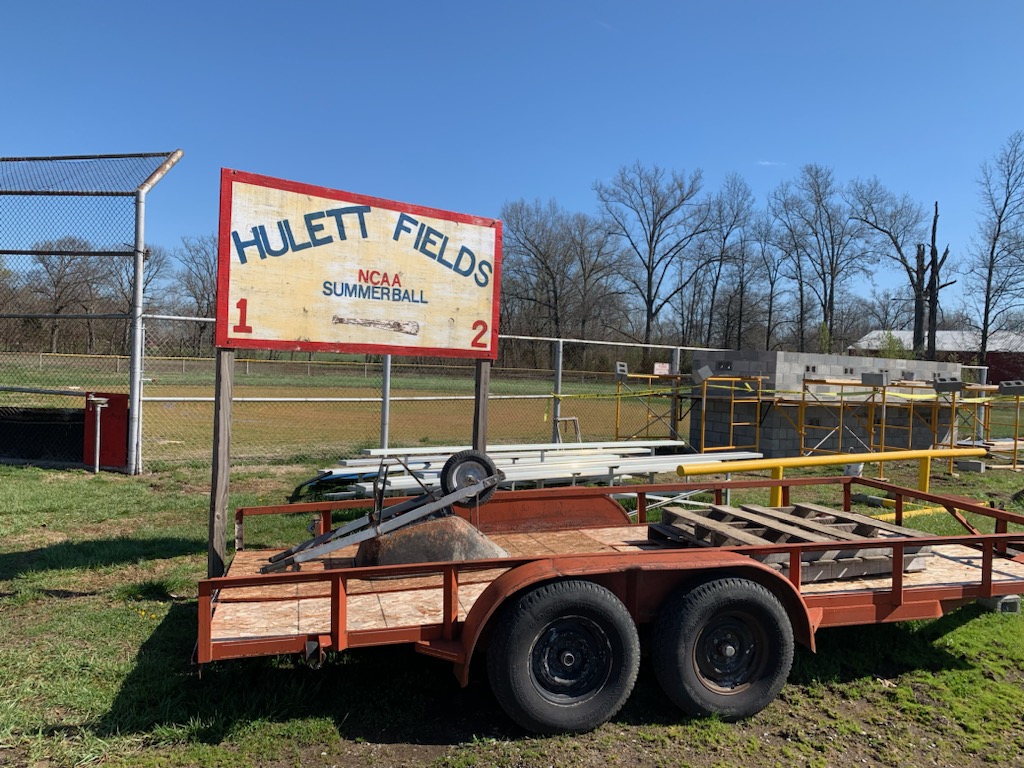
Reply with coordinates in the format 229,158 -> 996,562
304,634 -> 332,669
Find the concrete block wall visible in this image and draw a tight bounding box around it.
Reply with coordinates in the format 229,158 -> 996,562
689,350 -> 961,458
692,399 -> 955,458
693,349 -> 961,397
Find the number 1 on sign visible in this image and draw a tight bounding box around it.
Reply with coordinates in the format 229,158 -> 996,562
233,298 -> 253,334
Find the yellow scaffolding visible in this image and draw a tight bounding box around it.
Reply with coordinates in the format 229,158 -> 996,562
692,375 -> 765,453
612,369 -> 1023,470
793,377 -> 1024,470
613,373 -> 678,441
796,378 -> 962,459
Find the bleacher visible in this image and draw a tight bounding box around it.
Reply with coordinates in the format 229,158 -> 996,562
289,440 -> 762,501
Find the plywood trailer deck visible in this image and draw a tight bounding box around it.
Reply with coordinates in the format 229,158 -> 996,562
197,473 -> 1024,734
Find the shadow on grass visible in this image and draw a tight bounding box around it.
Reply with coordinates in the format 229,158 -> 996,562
94,603 -> 511,746
787,604 -> 979,686
615,608 -> 981,729
0,536 -> 205,581
92,601 -> 986,748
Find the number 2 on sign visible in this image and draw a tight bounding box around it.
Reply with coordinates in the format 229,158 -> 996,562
233,298 -> 254,334
471,320 -> 488,348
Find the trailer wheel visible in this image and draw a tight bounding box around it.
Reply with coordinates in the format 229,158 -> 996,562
441,450 -> 498,508
652,577 -> 793,721
487,579 -> 640,733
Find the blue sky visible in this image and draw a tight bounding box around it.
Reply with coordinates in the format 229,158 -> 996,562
4,1 -> 1023,298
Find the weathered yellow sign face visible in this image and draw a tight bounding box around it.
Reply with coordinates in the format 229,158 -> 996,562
215,169 -> 502,358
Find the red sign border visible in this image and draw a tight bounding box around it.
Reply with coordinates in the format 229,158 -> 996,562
215,168 -> 502,359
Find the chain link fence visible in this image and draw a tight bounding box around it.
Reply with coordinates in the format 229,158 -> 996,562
137,325 -> 693,466
1,300 -> 698,471
1,314 -> 697,469
0,154 -> 701,470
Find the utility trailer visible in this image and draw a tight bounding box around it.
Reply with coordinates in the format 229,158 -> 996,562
196,456 -> 1024,734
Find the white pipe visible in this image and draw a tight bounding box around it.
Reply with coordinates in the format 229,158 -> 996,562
380,354 -> 392,449
128,150 -> 183,475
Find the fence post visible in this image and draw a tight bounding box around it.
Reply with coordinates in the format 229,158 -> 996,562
671,347 -> 682,439
473,359 -> 490,451
551,339 -> 563,443
127,192 -> 146,475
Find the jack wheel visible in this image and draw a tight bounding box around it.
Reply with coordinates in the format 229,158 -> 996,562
441,450 -> 498,508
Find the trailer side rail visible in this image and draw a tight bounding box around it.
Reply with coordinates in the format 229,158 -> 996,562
198,475 -> 1024,667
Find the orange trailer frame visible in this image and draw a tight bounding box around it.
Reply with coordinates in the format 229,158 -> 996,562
196,475 -> 1024,730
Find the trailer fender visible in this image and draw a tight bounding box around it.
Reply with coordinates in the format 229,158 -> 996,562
453,550 -> 816,686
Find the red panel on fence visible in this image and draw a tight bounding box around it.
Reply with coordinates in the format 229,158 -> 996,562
83,393 -> 129,470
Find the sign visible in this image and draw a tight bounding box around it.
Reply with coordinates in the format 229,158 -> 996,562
653,362 -> 670,375
215,169 -> 502,358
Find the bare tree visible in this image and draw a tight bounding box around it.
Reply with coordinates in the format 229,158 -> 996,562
28,236 -> 92,352
501,199 -> 575,340
697,173 -> 754,347
500,201 -> 626,369
595,162 -> 710,365
832,289 -> 877,352
106,245 -> 173,313
923,203 -> 955,360
750,211 -> 788,350
965,131 -> 1024,366
770,165 -> 871,352
862,286 -> 915,332
561,211 -> 626,343
103,245 -> 173,354
846,177 -> 928,355
769,181 -> 813,351
172,234 -> 219,353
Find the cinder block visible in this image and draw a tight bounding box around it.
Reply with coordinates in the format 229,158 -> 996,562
999,380 -> 1024,395
977,595 -> 1021,614
933,375 -> 964,393
955,459 -> 986,473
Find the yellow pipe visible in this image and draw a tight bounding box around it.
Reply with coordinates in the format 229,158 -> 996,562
918,456 -> 931,493
679,448 -> 984,493
770,465 -> 785,507
875,506 -> 948,523
676,447 -> 985,477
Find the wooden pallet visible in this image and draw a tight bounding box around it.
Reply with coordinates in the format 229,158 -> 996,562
649,501 -> 932,582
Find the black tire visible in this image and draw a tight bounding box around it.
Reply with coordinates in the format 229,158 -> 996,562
487,579 -> 640,734
652,577 -> 794,721
440,450 -> 498,508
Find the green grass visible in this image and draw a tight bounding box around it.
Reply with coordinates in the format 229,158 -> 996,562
2,461 -> 1024,766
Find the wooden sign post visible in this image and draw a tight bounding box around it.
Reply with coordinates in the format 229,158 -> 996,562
208,169 -> 502,576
